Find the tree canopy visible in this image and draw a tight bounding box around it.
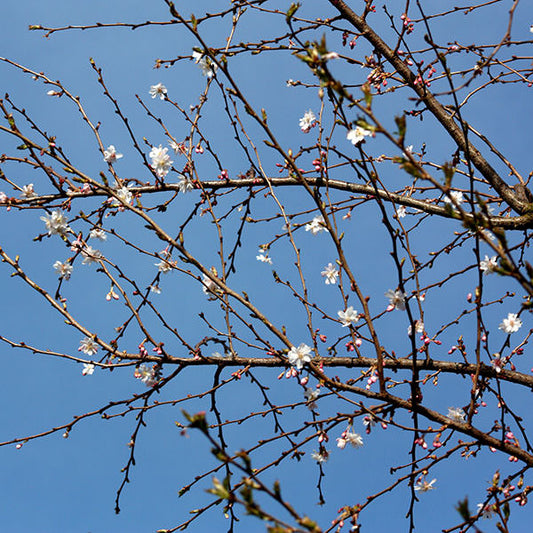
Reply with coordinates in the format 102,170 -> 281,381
1,1 -> 533,531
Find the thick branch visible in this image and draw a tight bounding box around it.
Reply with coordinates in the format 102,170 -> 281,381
328,0 -> 526,214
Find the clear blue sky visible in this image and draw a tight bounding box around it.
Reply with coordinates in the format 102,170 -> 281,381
1,1 -> 533,532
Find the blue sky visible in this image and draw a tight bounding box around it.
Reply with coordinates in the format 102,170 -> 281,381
1,1 -> 533,532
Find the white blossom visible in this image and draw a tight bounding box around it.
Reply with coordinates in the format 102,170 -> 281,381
78,337 -> 98,356
103,145 -> 123,163
149,145 -> 173,178
89,228 -> 107,241
491,353 -> 504,373
414,477 -> 436,493
149,83 -> 167,99
385,289 -> 406,311
444,190 -> 464,206
21,183 -> 36,199
304,387 -> 320,403
347,126 -> 372,146
299,110 -> 316,133
311,450 -> 329,463
82,363 -> 95,376
169,139 -> 183,154
53,260 -> 73,280
81,246 -> 103,265
305,215 -> 329,235
256,248 -> 273,265
41,209 -> 69,236
337,306 -> 359,327
447,407 -> 466,423
177,174 -> 194,194
0,191 -> 7,203
499,313 -> 522,334
113,185 -> 133,206
336,437 -> 347,449
155,258 -> 175,274
134,364 -> 160,387
287,343 -> 312,370
192,50 -> 218,78
345,431 -> 363,448
480,255 -> 498,275
407,320 -> 424,336
202,273 -> 218,297
321,263 -> 339,285
150,284 -> 161,294
396,205 -> 406,218
477,503 -> 494,519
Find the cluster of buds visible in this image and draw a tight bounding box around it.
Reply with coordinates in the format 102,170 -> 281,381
312,158 -> 322,171
218,169 -> 229,180
515,492 -> 529,506
432,433 -> 443,448
448,336 -> 466,356
345,338 -> 362,352
152,342 -> 164,356
413,74 -> 431,88
365,369 -> 378,390
315,328 -> 327,343
231,368 -> 246,380
106,286 -> 119,301
312,150 -> 327,172
364,55 -> 388,91
418,334 -> 442,351
278,366 -> 298,379
318,431 -> 329,444
400,13 -> 414,34
504,431 -> 520,448
138,342 -> 149,358
414,436 -> 428,449
341,31 -> 357,49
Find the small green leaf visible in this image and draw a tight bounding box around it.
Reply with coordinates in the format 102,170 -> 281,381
442,162 -> 455,187
181,409 -> 208,433
455,497 -> 471,521
206,476 -> 230,500
286,3 -> 300,24
394,115 -> 406,143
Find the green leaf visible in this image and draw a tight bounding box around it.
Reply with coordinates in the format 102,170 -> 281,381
361,82 -> 372,108
206,476 -> 230,500
298,516 -> 320,532
286,3 -> 300,24
181,409 -> 208,433
442,162 -> 455,188
394,115 -> 406,143
455,497 -> 471,521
